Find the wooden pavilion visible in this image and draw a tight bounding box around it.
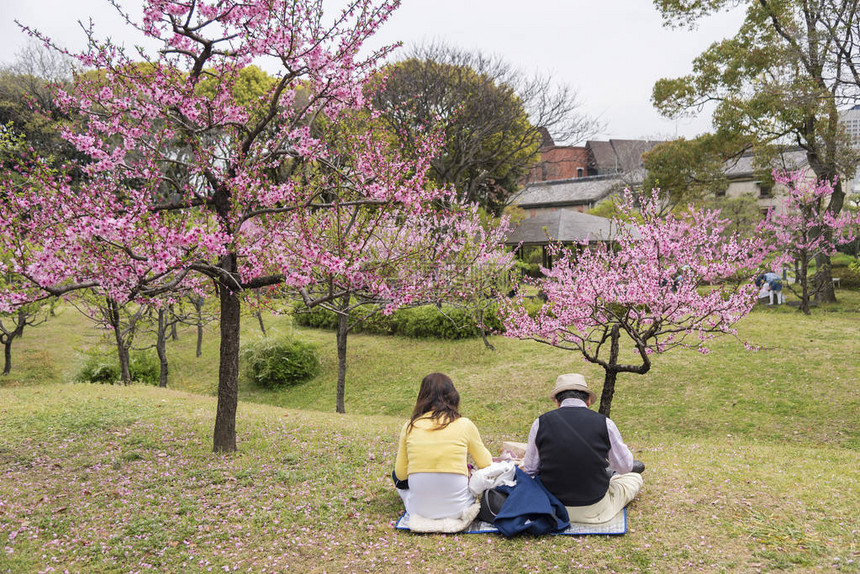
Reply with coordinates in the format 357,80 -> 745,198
505,208 -> 621,268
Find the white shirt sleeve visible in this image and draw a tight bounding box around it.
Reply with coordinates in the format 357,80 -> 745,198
606,417 -> 634,474
522,418 -> 541,476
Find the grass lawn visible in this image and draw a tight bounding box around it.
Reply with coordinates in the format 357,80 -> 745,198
1,289 -> 858,572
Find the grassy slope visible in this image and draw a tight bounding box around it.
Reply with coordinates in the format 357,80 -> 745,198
1,291 -> 859,572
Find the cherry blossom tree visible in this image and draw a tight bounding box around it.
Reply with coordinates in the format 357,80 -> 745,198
502,191 -> 768,417
0,300 -> 49,376
134,297 -> 197,388
293,196 -> 512,413
758,171 -> 860,315
69,294 -> 150,385
185,294 -> 214,358
0,0 -> 478,452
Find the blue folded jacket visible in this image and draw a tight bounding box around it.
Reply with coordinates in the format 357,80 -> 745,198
492,467 -> 570,537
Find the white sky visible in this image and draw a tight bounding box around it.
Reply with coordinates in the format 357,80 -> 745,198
1,0 -> 745,141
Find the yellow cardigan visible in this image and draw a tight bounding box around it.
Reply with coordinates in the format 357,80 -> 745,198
394,414 -> 493,480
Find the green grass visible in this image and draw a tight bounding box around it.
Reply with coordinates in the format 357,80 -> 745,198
1,291 -> 859,572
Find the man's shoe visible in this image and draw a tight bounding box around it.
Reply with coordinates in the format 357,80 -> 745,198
631,460 -> 646,474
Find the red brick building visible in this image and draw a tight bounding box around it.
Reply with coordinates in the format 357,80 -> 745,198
526,128 -> 588,183
526,130 -> 664,185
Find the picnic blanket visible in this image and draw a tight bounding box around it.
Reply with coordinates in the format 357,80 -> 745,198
395,508 -> 627,535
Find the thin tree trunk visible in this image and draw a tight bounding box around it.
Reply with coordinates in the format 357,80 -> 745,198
196,322 -> 204,358
254,292 -> 267,336
156,308 -> 169,388
2,341 -> 11,375
479,327 -> 495,351
799,257 -> 811,315
335,297 -> 349,414
213,265 -> 241,453
170,304 -> 179,341
476,307 -> 496,351
598,325 -> 622,418
117,344 -> 131,385
192,297 -> 205,358
107,299 -> 131,384
1,310 -> 26,375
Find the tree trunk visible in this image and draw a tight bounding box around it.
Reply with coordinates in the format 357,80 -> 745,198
196,322 -> 204,358
256,311 -> 267,336
335,321 -> 348,414
107,300 -> 131,384
170,305 -> 179,341
156,308 -> 169,388
810,173 -> 842,305
479,326 -> 496,352
213,271 -> 241,453
2,341 -> 11,375
335,298 -> 349,414
598,325 -> 622,417
192,297 -> 205,358
799,256 -> 811,315
598,369 -> 618,418
117,344 -> 131,384
813,253 -> 836,304
255,292 -> 267,336
1,310 -> 26,375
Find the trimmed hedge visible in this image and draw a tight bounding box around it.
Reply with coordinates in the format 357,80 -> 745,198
241,337 -> 320,389
293,301 -> 541,340
292,306 -> 394,334
390,305 -> 503,340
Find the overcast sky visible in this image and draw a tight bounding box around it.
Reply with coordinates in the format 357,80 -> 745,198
1,0 -> 745,141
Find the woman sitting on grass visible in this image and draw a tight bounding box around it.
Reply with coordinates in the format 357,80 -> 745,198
393,372 -> 493,519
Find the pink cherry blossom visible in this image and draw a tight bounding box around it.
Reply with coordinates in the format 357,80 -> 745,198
501,190 -> 769,417
757,170 -> 860,315
1,0 -> 489,453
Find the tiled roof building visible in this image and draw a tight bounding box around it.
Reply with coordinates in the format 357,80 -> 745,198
511,175 -> 621,214
504,208 -> 621,247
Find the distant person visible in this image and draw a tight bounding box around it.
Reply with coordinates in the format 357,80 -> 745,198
393,373 -> 493,519
758,271 -> 784,305
764,272 -> 783,303
523,373 -> 644,523
758,280 -> 772,301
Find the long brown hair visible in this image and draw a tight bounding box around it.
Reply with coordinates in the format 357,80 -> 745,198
407,372 -> 461,432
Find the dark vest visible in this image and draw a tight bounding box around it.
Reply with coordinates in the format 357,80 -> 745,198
536,406 -> 611,506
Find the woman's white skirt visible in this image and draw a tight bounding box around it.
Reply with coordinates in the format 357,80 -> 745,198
397,472 -> 475,519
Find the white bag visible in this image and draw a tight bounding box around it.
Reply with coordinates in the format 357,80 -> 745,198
469,461 -> 517,496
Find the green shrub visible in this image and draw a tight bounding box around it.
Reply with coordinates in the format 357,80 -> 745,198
293,300 -> 538,340
76,352 -> 117,384
292,306 -> 340,330
292,306 -> 395,334
390,306 -> 476,340
241,337 -> 320,389
514,259 -> 543,279
129,353 -> 160,384
76,350 -> 159,385
831,259 -> 860,289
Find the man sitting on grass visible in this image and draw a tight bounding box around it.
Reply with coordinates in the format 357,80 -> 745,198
523,373 -> 644,524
